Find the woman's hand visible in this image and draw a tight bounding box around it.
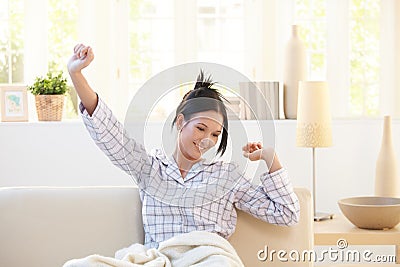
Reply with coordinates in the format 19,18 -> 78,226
66,44 -> 98,116
67,44 -> 94,74
242,142 -> 263,161
242,142 -> 282,173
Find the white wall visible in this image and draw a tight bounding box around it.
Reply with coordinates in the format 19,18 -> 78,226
1,119 -> 399,214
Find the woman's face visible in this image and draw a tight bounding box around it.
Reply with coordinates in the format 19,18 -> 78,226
177,110 -> 224,162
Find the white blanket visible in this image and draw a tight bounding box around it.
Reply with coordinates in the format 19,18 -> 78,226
63,231 -> 244,267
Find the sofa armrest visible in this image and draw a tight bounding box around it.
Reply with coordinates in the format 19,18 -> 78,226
0,186 -> 144,267
229,187 -> 313,266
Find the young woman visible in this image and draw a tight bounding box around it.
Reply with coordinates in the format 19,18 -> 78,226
67,44 -> 300,250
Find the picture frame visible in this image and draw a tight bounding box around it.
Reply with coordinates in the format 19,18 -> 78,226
0,85 -> 29,122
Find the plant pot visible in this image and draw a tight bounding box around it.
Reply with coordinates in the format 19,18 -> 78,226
35,95 -> 65,121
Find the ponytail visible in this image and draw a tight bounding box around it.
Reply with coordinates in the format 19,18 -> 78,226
172,70 -> 229,156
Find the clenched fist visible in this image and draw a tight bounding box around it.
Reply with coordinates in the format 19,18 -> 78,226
67,44 -> 94,74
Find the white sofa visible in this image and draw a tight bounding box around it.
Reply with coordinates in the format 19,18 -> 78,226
0,186 -> 313,267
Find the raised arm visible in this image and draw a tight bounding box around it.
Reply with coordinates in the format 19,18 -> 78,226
66,44 -> 154,187
67,44 -> 98,116
235,142 -> 300,225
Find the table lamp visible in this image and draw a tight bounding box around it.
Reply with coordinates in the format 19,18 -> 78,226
296,81 -> 333,221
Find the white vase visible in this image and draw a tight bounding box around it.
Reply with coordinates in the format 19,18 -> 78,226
283,25 -> 306,119
375,115 -> 399,197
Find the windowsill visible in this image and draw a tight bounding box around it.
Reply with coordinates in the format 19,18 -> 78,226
0,119 -> 82,126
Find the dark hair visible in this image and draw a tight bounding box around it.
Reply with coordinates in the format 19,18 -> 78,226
172,70 -> 229,156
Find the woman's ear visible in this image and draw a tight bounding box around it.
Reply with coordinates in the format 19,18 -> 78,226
176,114 -> 184,131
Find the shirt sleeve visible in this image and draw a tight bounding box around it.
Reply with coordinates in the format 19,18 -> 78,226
233,167 -> 300,226
79,96 -> 152,186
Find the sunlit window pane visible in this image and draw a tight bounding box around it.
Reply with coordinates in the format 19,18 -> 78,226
219,0 -> 242,16
294,0 -> 327,81
48,0 -> 78,119
197,0 -> 244,75
129,0 -> 174,86
10,0 -> 24,83
295,0 -> 380,117
0,20 -> 9,83
0,1 -> 8,17
349,0 -> 380,116
198,18 -> 219,51
0,0 -> 24,84
134,0 -> 173,17
220,19 -> 243,51
48,0 -> 78,73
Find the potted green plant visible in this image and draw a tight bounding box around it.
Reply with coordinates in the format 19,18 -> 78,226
28,71 -> 69,121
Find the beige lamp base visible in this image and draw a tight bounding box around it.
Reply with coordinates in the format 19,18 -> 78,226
314,212 -> 334,222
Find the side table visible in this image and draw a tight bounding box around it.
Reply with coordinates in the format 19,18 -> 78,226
314,214 -> 399,265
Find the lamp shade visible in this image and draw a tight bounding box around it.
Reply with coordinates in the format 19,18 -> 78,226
296,81 -> 332,147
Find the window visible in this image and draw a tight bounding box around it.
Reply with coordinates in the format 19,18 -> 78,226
2,0 -> 398,120
0,0 -> 78,119
197,0 -> 244,73
48,0 -> 79,118
293,0 -> 327,80
128,0 -> 244,121
293,0 -> 382,117
129,0 -> 174,87
48,0 -> 78,73
0,0 -> 24,84
129,0 -> 175,120
349,0 -> 380,116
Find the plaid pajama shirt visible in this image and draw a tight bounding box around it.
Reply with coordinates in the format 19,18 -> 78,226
80,97 -> 300,249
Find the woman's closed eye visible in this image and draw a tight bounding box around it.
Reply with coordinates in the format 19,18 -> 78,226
196,124 -> 220,137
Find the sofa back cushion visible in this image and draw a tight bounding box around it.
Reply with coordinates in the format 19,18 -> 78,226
0,186 -> 312,267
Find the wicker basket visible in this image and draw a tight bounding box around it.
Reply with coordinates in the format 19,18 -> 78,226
35,95 -> 65,121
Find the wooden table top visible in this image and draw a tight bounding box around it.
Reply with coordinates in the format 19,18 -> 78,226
314,214 -> 400,244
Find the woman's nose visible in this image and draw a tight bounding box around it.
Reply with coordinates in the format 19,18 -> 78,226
199,138 -> 214,149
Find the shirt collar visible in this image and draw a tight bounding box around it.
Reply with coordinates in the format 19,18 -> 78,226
152,148 -> 216,168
